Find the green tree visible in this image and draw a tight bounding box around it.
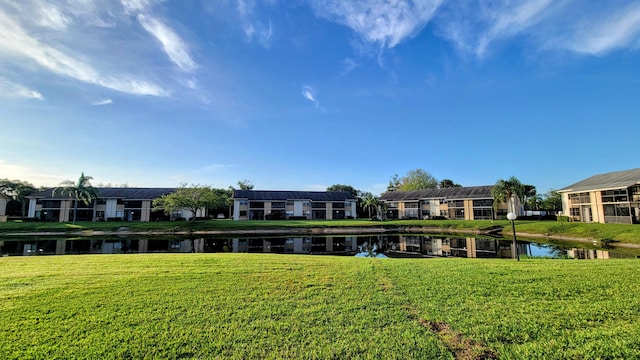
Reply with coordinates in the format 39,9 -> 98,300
360,192 -> 380,219
541,190 -> 562,211
326,184 -> 360,198
153,185 -> 222,221
53,172 -> 99,223
387,174 -> 401,192
439,179 -> 462,188
491,176 -> 525,214
0,179 -> 37,219
236,180 -> 254,190
398,169 -> 438,191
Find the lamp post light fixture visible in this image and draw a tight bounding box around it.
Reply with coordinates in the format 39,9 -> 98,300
558,211 -> 564,227
507,212 -> 519,261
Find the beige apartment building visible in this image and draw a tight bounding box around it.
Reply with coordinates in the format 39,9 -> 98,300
232,190 -> 358,220
26,188 -> 178,222
558,168 -> 640,224
379,185 -> 518,220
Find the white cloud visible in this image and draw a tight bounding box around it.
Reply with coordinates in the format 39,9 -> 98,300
236,1 -> 274,48
92,98 -> 113,106
301,85 -> 319,107
121,0 -> 154,13
0,78 -> 43,100
137,14 -> 197,72
0,10 -> 168,96
310,0 -> 443,48
564,2 -> 640,55
436,0 -> 640,59
37,4 -> 71,29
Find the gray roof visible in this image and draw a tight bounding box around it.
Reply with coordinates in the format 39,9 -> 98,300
28,187 -> 176,200
558,168 -> 640,193
233,190 -> 356,202
379,185 -> 494,201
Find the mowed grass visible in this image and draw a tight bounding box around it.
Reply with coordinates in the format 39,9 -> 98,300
1,255 -> 640,359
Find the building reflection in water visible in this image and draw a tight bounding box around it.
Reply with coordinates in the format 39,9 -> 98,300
0,234 -> 632,258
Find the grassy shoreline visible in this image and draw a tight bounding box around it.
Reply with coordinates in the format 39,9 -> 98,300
2,254 -> 639,359
2,219 -> 640,244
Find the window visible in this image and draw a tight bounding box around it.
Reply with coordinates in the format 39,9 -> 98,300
604,204 -> 630,217
123,201 -> 142,208
570,208 -> 580,216
312,202 -> 326,208
404,208 -> 419,218
473,209 -> 493,220
239,210 -> 247,216
271,202 -> 286,209
569,192 -> 590,204
332,202 -> 345,209
250,202 -> 264,208
404,203 -> 419,209
448,200 -> 464,208
473,199 -> 493,207
601,189 -> 628,203
238,200 -> 248,206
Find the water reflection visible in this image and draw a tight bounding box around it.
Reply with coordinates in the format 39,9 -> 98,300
0,234 -> 636,259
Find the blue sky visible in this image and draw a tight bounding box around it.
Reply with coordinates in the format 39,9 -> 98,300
1,0 -> 640,195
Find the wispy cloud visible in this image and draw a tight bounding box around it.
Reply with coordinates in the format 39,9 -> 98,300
236,0 -> 274,48
37,4 -> 71,29
137,14 -> 197,72
92,98 -> 113,106
563,2 -> 640,55
0,8 -> 169,96
435,0 -> 640,59
301,85 -> 319,107
310,0 -> 444,48
0,78 -> 43,100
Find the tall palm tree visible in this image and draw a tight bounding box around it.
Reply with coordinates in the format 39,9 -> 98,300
491,176 -> 525,215
53,172 -> 99,223
360,193 -> 380,219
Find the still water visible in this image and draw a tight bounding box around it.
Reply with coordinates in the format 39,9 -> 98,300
1,234 -> 635,259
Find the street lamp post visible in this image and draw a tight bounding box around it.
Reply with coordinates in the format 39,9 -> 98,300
558,211 -> 563,227
507,212 -> 519,261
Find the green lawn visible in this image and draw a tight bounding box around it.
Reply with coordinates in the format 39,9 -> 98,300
1,254 -> 639,359
3,218 -> 640,245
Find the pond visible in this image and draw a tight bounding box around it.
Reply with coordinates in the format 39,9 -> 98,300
1,233 -> 637,259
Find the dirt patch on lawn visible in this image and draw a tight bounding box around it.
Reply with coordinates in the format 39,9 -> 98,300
406,306 -> 497,360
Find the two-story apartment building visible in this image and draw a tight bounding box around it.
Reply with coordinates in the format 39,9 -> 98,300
379,185 -> 518,220
232,190 -> 358,221
26,188 -> 178,222
558,168 -> 640,224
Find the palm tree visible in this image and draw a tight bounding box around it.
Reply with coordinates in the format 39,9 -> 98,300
53,172 -> 99,223
360,193 -> 380,219
491,176 -> 525,215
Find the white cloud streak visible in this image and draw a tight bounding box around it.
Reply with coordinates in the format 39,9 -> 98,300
92,98 -> 113,106
310,0 -> 444,48
301,86 -> 319,107
0,10 -> 168,96
564,2 -> 640,55
137,14 -> 197,72
436,0 -> 640,58
0,78 -> 43,100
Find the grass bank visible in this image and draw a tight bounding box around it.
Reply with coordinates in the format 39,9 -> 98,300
2,219 -> 640,245
1,254 -> 639,359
